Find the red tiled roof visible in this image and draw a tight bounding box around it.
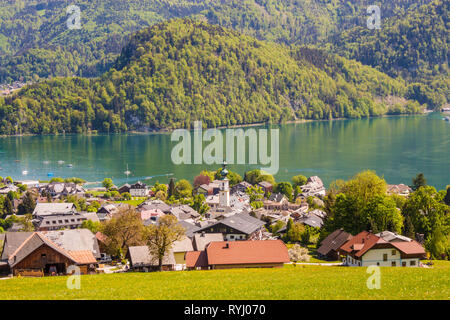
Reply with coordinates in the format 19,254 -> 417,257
390,241 -> 426,255
69,250 -> 97,264
206,240 -> 289,266
339,231 -> 387,258
340,231 -> 370,253
186,251 -> 208,268
95,232 -> 107,243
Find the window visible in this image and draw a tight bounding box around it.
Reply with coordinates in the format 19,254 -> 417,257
377,262 -> 380,266
383,254 -> 388,261
41,254 -> 46,258
410,261 -> 416,266
402,262 -> 406,267
392,250 -> 396,255
391,261 -> 396,267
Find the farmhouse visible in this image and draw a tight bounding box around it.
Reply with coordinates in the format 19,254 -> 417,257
186,240 -> 289,270
1,229 -> 99,276
339,231 -> 426,267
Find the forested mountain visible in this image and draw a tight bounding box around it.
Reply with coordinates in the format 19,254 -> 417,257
0,20 -> 424,135
329,0 -> 449,109
0,0 -> 438,83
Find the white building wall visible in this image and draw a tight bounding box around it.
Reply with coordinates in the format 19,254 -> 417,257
360,248 -> 420,267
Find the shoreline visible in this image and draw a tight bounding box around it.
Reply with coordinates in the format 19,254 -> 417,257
0,112 -> 432,138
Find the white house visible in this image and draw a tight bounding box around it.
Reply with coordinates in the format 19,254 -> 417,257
339,231 -> 426,267
129,181 -> 148,197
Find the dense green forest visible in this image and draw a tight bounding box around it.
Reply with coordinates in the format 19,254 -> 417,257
0,19 -> 424,134
329,0 -> 449,109
0,0 -> 441,84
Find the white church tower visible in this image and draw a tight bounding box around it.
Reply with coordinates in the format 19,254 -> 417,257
218,161 -> 230,208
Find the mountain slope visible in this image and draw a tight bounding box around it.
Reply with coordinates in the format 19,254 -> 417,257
0,0 -> 436,82
329,0 -> 449,108
0,20 -> 423,135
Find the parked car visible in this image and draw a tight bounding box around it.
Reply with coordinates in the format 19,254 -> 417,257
98,253 -> 112,263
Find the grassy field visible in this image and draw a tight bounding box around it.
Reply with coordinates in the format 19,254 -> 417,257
0,263 -> 448,300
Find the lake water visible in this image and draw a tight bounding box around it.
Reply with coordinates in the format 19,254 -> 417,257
0,113 -> 449,190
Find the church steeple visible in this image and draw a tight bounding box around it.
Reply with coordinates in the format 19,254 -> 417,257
219,160 -> 230,207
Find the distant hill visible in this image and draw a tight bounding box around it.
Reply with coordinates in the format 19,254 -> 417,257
0,20 -> 423,135
329,0 -> 449,108
0,0 -> 437,83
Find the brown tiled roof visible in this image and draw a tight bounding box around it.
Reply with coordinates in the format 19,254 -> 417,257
206,240 -> 289,266
186,251 -> 208,268
317,229 -> 353,256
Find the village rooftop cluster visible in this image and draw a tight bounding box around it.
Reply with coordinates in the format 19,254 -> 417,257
0,165 -> 444,277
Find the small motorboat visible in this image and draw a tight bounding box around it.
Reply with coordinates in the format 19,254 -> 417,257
58,160 -> 64,165
47,172 -> 54,177
22,170 -> 28,175
67,164 -> 73,168
444,116 -> 450,122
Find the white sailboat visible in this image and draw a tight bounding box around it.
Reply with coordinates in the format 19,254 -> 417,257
124,164 -> 131,177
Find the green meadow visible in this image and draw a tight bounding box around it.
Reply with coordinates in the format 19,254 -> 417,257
1,262 -> 448,300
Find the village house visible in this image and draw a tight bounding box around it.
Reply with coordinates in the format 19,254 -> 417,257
32,203 -> 77,218
33,213 -> 86,231
129,181 -> 149,197
194,213 -> 265,241
193,232 -> 224,251
299,176 -> 326,198
172,237 -> 194,270
127,246 -> 175,272
118,183 -> 131,194
387,184 -> 412,197
317,229 -> 353,260
40,182 -> 85,199
339,231 -> 426,267
1,229 -> 100,276
196,180 -> 222,196
169,205 -> 200,221
231,181 -> 252,194
186,240 -> 290,270
257,181 -> 273,195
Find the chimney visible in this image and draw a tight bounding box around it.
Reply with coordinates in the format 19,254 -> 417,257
224,243 -> 229,249
201,231 -> 205,237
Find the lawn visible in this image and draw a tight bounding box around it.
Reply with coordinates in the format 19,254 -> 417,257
0,263 -> 448,300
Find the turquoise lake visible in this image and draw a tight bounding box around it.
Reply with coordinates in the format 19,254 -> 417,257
0,113 -> 449,190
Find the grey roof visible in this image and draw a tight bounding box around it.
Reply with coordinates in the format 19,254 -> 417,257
1,229 -> 100,263
42,229 -> 101,258
317,229 -> 353,256
170,205 -> 200,220
34,213 -> 86,230
269,193 -> 285,202
128,246 -> 175,267
139,200 -> 171,213
9,232 -> 76,268
33,203 -> 77,217
81,212 -> 100,223
376,231 -> 412,242
172,237 -> 194,253
193,233 -> 224,251
197,213 -> 265,235
298,214 -> 323,228
179,221 -> 200,238
1,232 -> 34,260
